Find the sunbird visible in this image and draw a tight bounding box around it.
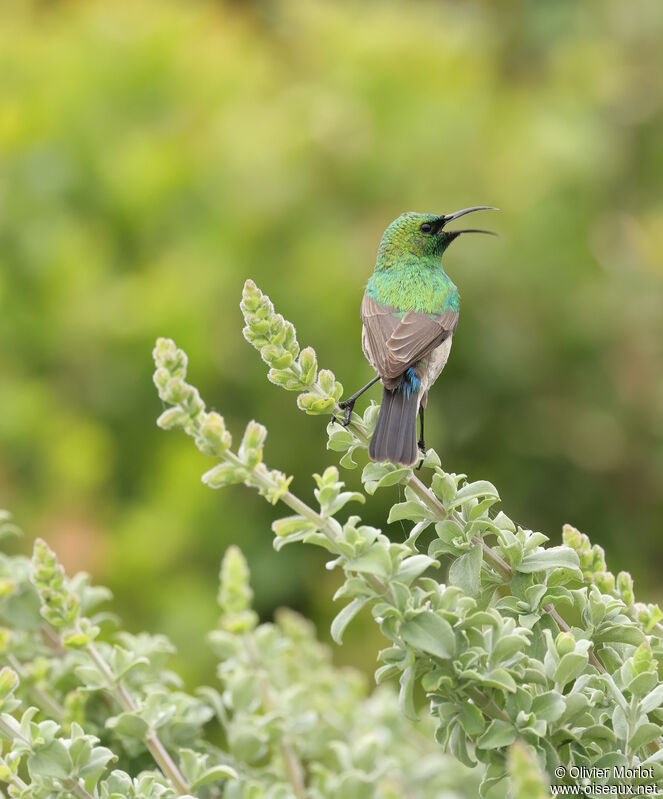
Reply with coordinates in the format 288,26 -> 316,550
338,207 -> 497,467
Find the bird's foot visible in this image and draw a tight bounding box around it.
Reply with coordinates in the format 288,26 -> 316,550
336,398 -> 355,427
415,440 -> 426,471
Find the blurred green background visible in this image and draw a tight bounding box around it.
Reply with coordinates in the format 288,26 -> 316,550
1,0 -> 662,684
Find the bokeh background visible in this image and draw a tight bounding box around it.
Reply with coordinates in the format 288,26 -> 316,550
1,0 -> 662,684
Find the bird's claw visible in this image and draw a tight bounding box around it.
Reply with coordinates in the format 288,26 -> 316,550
336,398 -> 354,427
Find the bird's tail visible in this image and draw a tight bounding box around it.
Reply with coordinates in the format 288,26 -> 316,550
369,386 -> 419,467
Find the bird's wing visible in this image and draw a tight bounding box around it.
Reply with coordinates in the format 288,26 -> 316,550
361,294 -> 458,385
361,294 -> 401,374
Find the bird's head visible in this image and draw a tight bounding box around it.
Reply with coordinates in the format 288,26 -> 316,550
376,207 -> 497,266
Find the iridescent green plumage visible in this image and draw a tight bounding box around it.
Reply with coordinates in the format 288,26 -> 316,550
366,212 -> 460,315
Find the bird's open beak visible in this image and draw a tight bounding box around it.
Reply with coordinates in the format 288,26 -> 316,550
437,206 -> 498,237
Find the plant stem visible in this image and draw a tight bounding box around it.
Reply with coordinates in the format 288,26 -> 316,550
466,687 -> 512,723
85,642 -> 191,797
63,777 -> 96,799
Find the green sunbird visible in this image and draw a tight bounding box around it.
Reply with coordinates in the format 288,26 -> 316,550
338,207 -> 497,467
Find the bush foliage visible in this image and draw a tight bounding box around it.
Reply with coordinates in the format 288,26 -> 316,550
0,517 -> 477,799
150,281 -> 662,794
2,281 -> 662,796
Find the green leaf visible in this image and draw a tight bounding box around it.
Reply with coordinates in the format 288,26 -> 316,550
327,426 -> 356,451
641,684 -> 663,714
516,546 -> 580,574
330,597 -> 368,644
554,652 -> 588,688
106,712 -> 149,739
191,765 -> 239,789
492,634 -> 528,665
630,722 -> 662,751
399,665 -> 418,721
79,746 -> 116,786
435,520 -> 462,543
458,701 -> 486,736
449,721 -> 476,768
449,544 -> 482,597
388,501 -> 431,523
531,691 -> 565,723
431,473 -> 458,506
27,740 -> 72,780
482,669 -> 517,693
450,480 -> 499,508
362,463 -> 412,494
594,623 -> 645,646
480,762 -> 508,798
347,545 -> 392,578
628,670 -> 658,698
579,724 -> 616,743
272,516 -> 317,538
400,612 -> 456,660
476,720 -> 517,750
395,554 -> 437,585
612,705 -> 628,740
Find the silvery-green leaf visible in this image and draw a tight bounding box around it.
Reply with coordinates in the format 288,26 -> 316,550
331,597 -> 368,644
399,666 -> 418,721
482,669 -> 517,693
450,480 -> 499,508
347,544 -> 393,578
492,634 -> 528,665
431,473 -> 458,506
516,546 -> 580,574
387,501 -> 431,523
554,652 -> 588,688
594,623 -> 645,646
395,554 -> 437,585
641,684 -> 663,714
106,712 -> 149,739
435,519 -> 462,543
191,765 -> 239,789
458,701 -> 486,736
362,463 -> 412,494
449,544 -> 482,597
476,720 -> 517,749
27,740 -> 72,780
629,722 -> 661,751
531,691 -> 565,723
79,746 -> 116,786
400,612 -> 456,660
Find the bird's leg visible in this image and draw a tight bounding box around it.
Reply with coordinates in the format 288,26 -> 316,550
418,405 -> 426,453
415,405 -> 426,470
334,374 -> 380,426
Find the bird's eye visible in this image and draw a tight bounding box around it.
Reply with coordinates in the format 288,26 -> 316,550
420,223 -> 433,233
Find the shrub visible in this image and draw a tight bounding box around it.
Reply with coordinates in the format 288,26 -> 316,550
152,280 -> 663,794
1,279 -> 661,797
0,517 -> 476,798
